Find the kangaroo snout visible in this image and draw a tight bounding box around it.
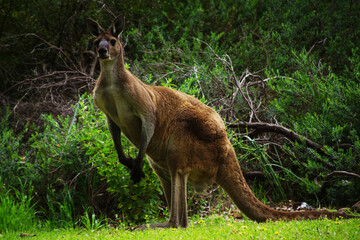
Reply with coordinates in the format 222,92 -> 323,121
98,47 -> 108,59
98,40 -> 109,59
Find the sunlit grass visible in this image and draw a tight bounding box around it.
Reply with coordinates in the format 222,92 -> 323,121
3,215 -> 359,240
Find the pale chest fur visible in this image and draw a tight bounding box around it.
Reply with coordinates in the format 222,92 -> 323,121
93,73 -> 143,146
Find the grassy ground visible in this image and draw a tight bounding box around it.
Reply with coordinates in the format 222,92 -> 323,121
2,215 -> 360,240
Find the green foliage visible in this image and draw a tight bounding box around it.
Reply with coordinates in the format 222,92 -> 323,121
0,110 -> 23,187
81,208 -> 105,231
159,77 -> 207,104
0,179 -> 38,233
45,188 -> 76,229
0,94 -> 165,226
245,136 -> 286,200
269,50 -> 360,143
267,51 -> 360,204
26,102 -> 100,226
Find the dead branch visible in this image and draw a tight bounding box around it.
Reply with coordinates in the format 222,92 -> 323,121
24,33 -> 79,71
315,170 -> 360,191
323,171 -> 360,182
228,121 -> 324,151
243,170 -> 282,180
234,69 -> 260,122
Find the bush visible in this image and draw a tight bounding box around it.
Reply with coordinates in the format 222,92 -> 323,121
0,109 -> 27,189
267,50 -> 360,205
0,94 -> 166,226
73,94 -> 165,225
0,179 -> 38,233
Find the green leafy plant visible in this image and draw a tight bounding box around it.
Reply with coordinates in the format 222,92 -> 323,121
0,109 -> 29,189
81,208 -> 105,231
0,178 -> 38,233
267,50 -> 360,205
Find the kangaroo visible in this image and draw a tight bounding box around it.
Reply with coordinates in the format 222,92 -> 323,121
87,17 -> 357,229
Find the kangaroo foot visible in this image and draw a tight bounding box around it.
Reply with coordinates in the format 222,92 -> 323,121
133,222 -> 174,230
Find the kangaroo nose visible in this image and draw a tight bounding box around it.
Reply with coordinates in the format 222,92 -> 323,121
98,47 -> 108,58
99,40 -> 109,49
98,40 -> 109,59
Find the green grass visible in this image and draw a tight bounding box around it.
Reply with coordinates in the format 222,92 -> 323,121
2,215 -> 360,240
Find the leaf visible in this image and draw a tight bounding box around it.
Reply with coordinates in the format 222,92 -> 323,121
86,148 -> 96,155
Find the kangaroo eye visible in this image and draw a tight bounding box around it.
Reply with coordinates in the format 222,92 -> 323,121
94,40 -> 100,46
110,39 -> 117,46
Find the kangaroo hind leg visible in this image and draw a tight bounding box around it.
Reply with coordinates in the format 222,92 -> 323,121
168,171 -> 189,228
134,170 -> 188,230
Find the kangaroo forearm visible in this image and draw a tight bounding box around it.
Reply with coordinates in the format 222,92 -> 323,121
134,119 -> 156,167
107,116 -> 133,169
133,130 -> 150,169
115,142 -> 133,169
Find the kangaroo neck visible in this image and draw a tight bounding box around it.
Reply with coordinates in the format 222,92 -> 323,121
99,52 -> 128,86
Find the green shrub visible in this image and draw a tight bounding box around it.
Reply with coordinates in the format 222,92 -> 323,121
0,109 -> 28,189
0,179 -> 38,233
27,99 -> 101,225
267,50 -> 360,205
27,94 -> 165,225
80,208 -> 105,231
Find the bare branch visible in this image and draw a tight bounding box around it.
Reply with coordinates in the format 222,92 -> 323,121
323,171 -> 360,182
315,170 -> 360,190
228,121 -> 324,151
243,170 -> 282,180
24,33 -> 80,71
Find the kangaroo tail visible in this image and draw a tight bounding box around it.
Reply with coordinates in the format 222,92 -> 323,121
216,153 -> 358,222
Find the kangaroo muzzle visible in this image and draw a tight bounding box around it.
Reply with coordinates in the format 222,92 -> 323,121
98,40 -> 109,59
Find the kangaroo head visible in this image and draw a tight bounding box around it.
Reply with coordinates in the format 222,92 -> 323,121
87,17 -> 124,61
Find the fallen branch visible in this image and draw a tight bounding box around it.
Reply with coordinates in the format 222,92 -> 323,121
315,170 -> 360,191
323,171 -> 360,182
227,121 -> 323,151
243,170 -> 282,180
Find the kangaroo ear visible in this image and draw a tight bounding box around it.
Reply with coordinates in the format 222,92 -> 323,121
87,18 -> 104,37
108,16 -> 125,38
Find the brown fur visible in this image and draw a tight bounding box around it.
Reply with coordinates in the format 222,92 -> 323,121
87,18 -> 357,229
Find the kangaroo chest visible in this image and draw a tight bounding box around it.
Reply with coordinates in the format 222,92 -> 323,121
93,82 -> 142,147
